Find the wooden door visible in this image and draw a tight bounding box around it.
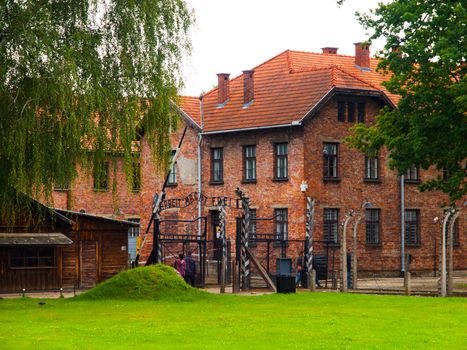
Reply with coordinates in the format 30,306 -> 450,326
79,240 -> 98,288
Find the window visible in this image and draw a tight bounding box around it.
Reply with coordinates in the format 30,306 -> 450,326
366,209 -> 381,244
323,143 -> 338,179
167,150 -> 177,186
337,101 -> 346,122
211,148 -> 224,183
274,208 -> 288,241
365,151 -> 379,180
323,208 -> 339,243
9,247 -> 55,268
127,218 -> 141,262
54,179 -> 70,191
337,100 -> 365,123
132,160 -> 141,192
274,143 -> 288,180
347,102 -> 355,122
405,210 -> 420,246
93,161 -> 109,191
357,102 -> 365,123
128,218 -> 141,238
405,165 -> 420,183
243,145 -> 256,182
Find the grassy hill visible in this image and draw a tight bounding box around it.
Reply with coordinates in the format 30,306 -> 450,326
78,264 -> 206,300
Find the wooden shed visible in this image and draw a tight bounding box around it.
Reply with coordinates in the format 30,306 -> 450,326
0,202 -> 138,293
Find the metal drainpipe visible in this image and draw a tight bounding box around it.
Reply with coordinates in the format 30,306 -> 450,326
198,95 -> 204,236
400,174 -> 405,273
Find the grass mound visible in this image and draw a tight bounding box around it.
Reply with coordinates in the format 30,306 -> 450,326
77,264 -> 206,300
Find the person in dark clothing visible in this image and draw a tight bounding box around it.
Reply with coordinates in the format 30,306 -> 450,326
184,250 -> 196,287
295,256 -> 304,287
312,258 -> 321,287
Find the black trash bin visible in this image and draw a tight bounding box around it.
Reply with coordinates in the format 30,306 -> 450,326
276,275 -> 295,293
275,258 -> 295,293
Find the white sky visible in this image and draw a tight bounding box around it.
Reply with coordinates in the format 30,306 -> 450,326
181,0 -> 386,96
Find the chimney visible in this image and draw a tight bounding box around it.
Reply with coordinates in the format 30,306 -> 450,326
243,70 -> 254,105
217,73 -> 230,106
321,47 -> 338,55
354,42 -> 371,70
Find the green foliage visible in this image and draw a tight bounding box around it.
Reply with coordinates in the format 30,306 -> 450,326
0,0 -> 194,221
77,264 -> 205,300
345,0 -> 466,204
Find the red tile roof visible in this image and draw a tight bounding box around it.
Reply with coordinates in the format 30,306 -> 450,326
176,95 -> 201,128
179,50 -> 399,133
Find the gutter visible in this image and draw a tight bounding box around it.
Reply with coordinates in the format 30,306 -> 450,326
198,95 -> 204,236
201,123 -> 298,136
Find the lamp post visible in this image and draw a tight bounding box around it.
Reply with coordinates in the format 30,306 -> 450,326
341,210 -> 354,292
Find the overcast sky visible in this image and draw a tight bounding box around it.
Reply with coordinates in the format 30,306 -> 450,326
181,0 -> 386,96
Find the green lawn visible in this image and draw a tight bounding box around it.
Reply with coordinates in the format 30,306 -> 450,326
0,292 -> 466,349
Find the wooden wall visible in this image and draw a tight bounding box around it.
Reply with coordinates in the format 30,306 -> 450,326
0,248 -> 62,292
1,215 -> 130,292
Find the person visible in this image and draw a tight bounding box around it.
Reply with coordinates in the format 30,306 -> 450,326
312,258 -> 322,287
295,256 -> 304,287
173,253 -> 186,278
184,250 -> 197,287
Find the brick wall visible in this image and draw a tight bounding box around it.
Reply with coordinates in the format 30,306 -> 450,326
50,100 -> 465,274
303,95 -> 465,274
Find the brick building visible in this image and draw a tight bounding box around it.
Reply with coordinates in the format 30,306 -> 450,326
52,44 -> 465,276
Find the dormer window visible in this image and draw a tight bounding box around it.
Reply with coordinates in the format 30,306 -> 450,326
337,100 -> 365,123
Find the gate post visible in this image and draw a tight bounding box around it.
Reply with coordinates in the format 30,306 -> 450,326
153,216 -> 161,263
440,208 -> 455,297
236,188 -> 251,291
305,197 -> 315,290
341,210 -> 353,292
233,218 -> 242,293
218,198 -> 227,293
352,214 -> 364,290
448,210 -> 460,295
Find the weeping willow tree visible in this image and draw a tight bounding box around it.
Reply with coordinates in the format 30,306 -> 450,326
0,0 -> 194,224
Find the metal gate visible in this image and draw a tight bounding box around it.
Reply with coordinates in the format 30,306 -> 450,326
149,216 -> 208,287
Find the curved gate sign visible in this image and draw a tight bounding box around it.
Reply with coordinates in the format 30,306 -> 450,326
160,191 -> 236,211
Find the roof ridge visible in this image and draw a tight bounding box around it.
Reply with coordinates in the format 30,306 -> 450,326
288,49 -> 380,61
286,50 -> 293,72
330,65 -> 337,87
289,66 -> 334,74
333,66 -> 381,91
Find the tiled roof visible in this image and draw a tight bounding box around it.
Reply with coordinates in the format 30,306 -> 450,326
179,50 -> 399,133
177,96 -> 201,128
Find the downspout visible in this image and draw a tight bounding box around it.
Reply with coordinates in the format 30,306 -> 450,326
400,174 -> 405,274
198,94 -> 204,236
